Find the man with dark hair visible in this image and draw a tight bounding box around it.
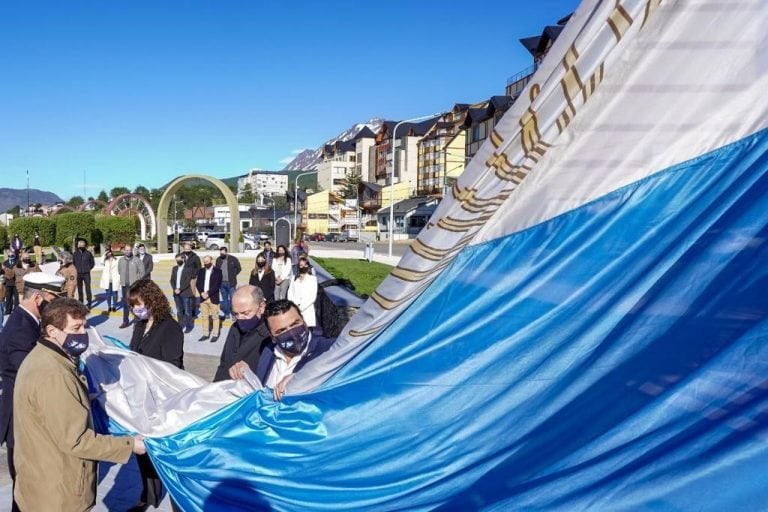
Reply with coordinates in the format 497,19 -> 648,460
231,299 -> 333,401
213,285 -> 271,382
196,255 -> 223,342
0,273 -> 66,511
183,242 -> 202,318
118,243 -> 145,328
215,246 -> 242,321
73,238 -> 95,308
171,251 -> 196,333
13,298 -> 145,511
261,241 -> 275,266
137,243 -> 154,281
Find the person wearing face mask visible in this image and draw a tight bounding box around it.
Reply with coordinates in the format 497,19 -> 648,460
73,238 -> 95,309
127,279 -> 183,510
182,242 -> 202,320
261,241 -> 275,266
287,255 -> 318,329
170,252 -> 196,333
10,233 -> 23,257
215,246 -> 242,321
253,299 -> 333,401
0,273 -> 66,511
196,255 -> 223,342
99,249 -> 121,313
248,252 -> 275,303
32,230 -> 43,264
13,251 -> 41,299
117,244 -> 146,329
272,244 -> 293,301
212,285 -> 271,382
13,298 -> 146,511
55,250 -> 78,298
136,243 -> 154,281
3,251 -> 18,315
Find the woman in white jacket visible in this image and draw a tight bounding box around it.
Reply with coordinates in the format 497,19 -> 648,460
99,249 -> 121,313
287,255 -> 318,328
272,245 -> 293,301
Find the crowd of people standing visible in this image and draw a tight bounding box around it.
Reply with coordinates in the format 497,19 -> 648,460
0,232 -> 331,509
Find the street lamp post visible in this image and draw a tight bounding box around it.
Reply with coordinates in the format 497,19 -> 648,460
389,113 -> 441,257
294,170 -> 318,241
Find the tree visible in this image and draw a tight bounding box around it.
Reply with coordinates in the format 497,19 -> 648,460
95,215 -> 136,247
97,190 -> 109,203
110,186 -> 131,199
341,169 -> 363,199
55,212 -> 95,249
271,195 -> 288,211
5,205 -> 21,216
240,183 -> 256,204
67,196 -> 84,208
134,185 -> 150,198
87,196 -> 94,202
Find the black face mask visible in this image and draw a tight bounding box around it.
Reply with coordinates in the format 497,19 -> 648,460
204,263 -> 212,269
78,246 -> 86,251
298,266 -> 309,274
220,253 -> 227,259
257,261 -> 266,268
176,260 -> 184,266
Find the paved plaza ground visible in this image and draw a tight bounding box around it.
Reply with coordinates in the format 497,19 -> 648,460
0,244 -> 406,510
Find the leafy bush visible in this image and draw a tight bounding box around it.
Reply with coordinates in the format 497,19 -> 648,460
0,225 -> 7,250
95,215 -> 136,247
55,212 -> 95,249
8,217 -> 56,247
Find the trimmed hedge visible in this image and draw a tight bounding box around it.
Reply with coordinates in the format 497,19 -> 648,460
55,212 -> 95,249
95,215 -> 136,247
8,217 -> 56,248
0,225 -> 7,249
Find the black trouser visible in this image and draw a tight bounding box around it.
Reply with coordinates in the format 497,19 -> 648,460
5,286 -> 18,314
7,441 -> 20,512
137,453 -> 182,511
77,272 -> 92,305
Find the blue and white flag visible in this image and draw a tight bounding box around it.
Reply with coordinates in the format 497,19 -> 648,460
87,0 -> 768,510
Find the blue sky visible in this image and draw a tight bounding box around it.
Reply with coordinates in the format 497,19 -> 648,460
0,1 -> 577,199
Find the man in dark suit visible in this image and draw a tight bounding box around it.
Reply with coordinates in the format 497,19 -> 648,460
212,285 -> 271,382
182,242 -> 202,319
227,299 -> 333,401
73,238 -> 95,308
196,255 -> 223,342
0,273 -> 66,512
170,252 -> 196,333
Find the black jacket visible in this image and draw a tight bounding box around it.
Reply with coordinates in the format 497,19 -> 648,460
248,269 -> 275,303
139,253 -> 154,279
0,307 -> 41,446
130,316 -> 184,369
215,255 -> 242,287
213,320 -> 271,382
183,251 -> 201,275
73,248 -> 95,274
255,333 -> 334,385
170,264 -> 196,298
196,267 -> 223,304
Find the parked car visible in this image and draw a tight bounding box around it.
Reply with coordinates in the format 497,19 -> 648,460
308,233 -> 325,242
243,234 -> 260,251
196,231 -> 211,243
337,232 -> 351,243
204,232 -> 227,250
167,232 -> 200,252
324,233 -> 339,243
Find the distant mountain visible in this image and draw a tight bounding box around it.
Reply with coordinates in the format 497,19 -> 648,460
0,188 -> 63,213
281,118 -> 385,171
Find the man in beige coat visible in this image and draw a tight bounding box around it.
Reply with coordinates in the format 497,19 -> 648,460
13,298 -> 146,511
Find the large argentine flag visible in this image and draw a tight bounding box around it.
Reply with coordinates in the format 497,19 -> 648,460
86,0 -> 768,510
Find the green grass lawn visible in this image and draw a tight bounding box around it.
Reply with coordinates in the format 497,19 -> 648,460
312,257 -> 393,297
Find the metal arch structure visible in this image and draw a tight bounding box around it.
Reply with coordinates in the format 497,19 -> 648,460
51,205 -> 76,215
157,174 -> 240,254
105,194 -> 157,241
77,199 -> 108,213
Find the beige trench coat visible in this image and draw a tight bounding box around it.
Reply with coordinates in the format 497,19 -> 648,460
13,339 -> 133,511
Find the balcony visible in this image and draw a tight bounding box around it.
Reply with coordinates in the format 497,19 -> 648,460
506,65 -> 535,96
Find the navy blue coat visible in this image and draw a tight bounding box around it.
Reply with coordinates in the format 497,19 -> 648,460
255,333 -> 334,385
0,307 -> 41,446
196,267 -> 223,304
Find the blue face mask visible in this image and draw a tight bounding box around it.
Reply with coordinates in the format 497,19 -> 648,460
132,306 -> 149,320
237,315 -> 261,332
62,332 -> 89,358
273,324 -> 310,355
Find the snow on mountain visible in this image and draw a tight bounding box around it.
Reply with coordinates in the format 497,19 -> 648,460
282,118 -> 384,171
